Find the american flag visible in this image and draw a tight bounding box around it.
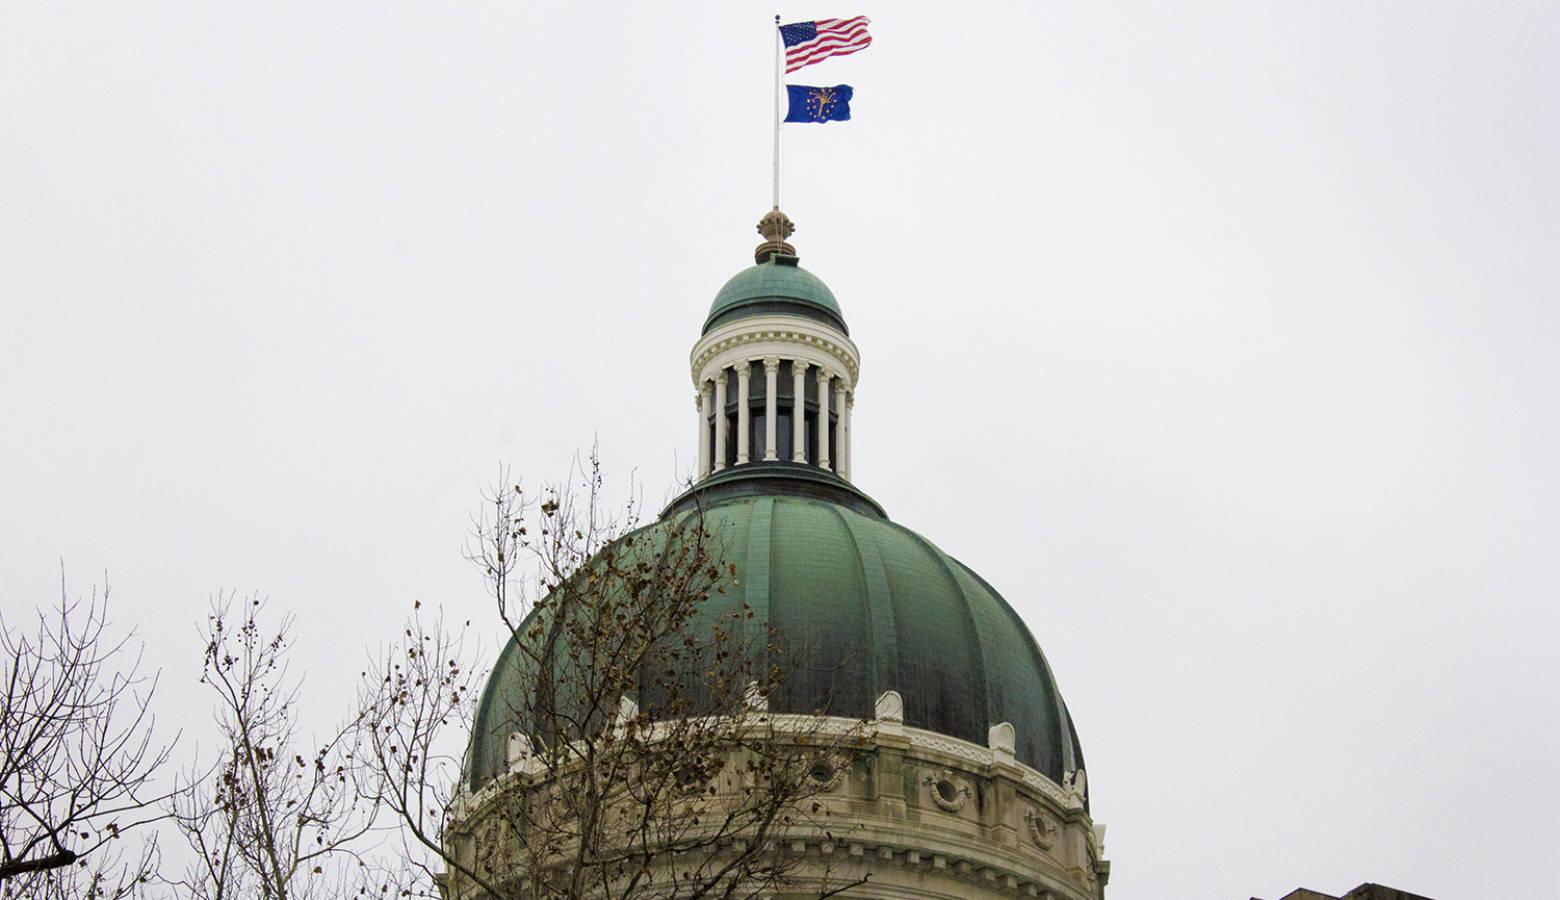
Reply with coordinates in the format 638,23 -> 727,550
779,17 -> 872,73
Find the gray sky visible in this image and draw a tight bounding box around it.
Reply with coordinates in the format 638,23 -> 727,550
4,2 -> 1557,898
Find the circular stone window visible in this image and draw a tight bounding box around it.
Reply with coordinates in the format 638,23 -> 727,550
1026,808 -> 1059,850
805,758 -> 843,791
924,769 -> 969,812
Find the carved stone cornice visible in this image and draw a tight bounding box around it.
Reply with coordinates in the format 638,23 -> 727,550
450,711 -> 1105,900
690,315 -> 860,387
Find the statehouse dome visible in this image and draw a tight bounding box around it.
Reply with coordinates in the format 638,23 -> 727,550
466,472 -> 1087,799
465,209 -> 1092,822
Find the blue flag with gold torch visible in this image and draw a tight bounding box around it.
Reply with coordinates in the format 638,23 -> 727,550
784,84 -> 853,123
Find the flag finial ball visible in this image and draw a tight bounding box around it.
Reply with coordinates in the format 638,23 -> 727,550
755,208 -> 797,264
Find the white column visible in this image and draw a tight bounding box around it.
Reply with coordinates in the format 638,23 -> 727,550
843,390 -> 854,480
713,370 -> 728,472
815,368 -> 832,470
763,357 -> 780,461
736,363 -> 751,464
697,383 -> 712,479
791,361 -> 807,463
834,384 -> 849,481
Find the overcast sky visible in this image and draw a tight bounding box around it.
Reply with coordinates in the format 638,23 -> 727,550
4,3 -> 1557,898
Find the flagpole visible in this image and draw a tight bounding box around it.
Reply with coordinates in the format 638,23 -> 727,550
772,14 -> 782,210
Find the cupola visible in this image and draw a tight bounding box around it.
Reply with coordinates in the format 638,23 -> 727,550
690,209 -> 859,482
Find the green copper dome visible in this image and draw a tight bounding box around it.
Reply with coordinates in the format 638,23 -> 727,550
703,260 -> 848,335
466,473 -> 1086,798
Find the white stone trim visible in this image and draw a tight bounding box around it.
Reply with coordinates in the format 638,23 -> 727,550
873,690 -> 903,722
791,361 -> 808,463
844,390 -> 855,479
712,372 -> 727,472
815,368 -> 831,470
762,357 -> 780,461
697,382 -> 712,479
736,364 -> 751,464
834,384 -> 849,480
454,712 -> 1104,900
690,315 -> 859,390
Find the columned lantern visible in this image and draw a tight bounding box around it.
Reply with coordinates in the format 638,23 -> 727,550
691,208 -> 858,480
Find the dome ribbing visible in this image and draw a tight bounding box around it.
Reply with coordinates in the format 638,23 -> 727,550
467,481 -> 1085,797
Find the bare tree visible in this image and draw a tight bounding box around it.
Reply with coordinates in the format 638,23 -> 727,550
351,602 -> 479,898
0,571 -> 167,897
355,457 -> 868,900
2,841 -> 160,900
166,594 -> 374,900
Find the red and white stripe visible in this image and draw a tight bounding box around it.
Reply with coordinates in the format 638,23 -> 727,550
785,16 -> 872,73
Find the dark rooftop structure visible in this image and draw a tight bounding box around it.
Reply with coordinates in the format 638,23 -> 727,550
1255,882 -> 1438,900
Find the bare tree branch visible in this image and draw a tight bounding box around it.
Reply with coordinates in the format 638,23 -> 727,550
357,453 -> 870,900
0,567 -> 169,895
166,594 -> 376,900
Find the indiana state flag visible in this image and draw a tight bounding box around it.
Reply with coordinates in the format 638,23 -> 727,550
784,84 -> 853,123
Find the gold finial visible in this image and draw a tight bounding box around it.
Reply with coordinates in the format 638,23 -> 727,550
755,207 -> 797,264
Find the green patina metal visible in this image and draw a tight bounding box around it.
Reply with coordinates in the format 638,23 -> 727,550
829,505 -> 901,707
702,260 -> 848,335
466,476 -> 1085,797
